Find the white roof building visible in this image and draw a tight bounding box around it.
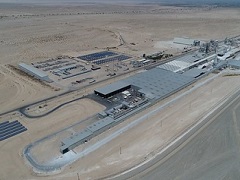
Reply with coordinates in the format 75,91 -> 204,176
19,63 -> 52,82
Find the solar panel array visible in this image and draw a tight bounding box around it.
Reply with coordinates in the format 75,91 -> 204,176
0,120 -> 27,141
77,51 -> 118,61
77,51 -> 132,65
93,55 -> 131,65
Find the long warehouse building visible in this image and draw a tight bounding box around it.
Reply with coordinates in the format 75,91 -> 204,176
60,117 -> 115,154
19,63 -> 53,82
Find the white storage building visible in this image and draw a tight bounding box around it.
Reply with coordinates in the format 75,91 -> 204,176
19,63 -> 53,82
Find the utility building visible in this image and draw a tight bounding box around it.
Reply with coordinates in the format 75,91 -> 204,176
60,129 -> 93,154
60,117 -> 115,154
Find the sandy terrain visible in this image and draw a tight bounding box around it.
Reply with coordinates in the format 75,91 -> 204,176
26,98 -> 104,142
28,99 -> 105,167
0,64 -> 55,113
1,3 -> 240,180
0,5 -> 240,65
0,4 -> 240,112
0,72 -> 239,180
55,73 -> 240,180
0,98 -> 104,180
140,89 -> 240,180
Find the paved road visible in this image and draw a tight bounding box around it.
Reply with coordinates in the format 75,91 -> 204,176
24,66 -> 221,173
103,72 -> 240,180
138,90 -> 240,180
0,50 -> 194,117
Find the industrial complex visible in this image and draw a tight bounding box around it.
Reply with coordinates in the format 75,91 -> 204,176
18,51 -> 134,88
2,2 -> 240,179
56,37 -> 240,154
60,66 -> 196,153
1,34 -> 240,179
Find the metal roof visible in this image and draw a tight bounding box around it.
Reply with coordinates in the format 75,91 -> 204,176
157,53 -> 211,72
157,63 -> 181,72
182,68 -> 207,78
218,48 -> 240,61
60,116 -> 115,151
19,63 -> 48,78
175,53 -> 204,63
214,61 -> 227,69
157,53 -> 201,72
61,128 -> 92,147
95,81 -> 131,95
122,68 -> 194,100
87,116 -> 114,132
228,60 -> 240,68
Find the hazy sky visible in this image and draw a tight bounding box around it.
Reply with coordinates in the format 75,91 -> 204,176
0,0 -> 239,5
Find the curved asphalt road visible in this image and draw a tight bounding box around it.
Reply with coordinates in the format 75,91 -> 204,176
19,96 -> 85,118
0,50 -> 198,118
24,71 -> 222,173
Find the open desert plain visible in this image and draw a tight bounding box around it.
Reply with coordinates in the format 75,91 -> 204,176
1,1 -> 240,180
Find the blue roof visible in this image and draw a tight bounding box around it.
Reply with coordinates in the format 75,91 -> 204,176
78,51 -> 118,61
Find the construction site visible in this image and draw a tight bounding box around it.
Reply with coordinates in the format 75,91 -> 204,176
1,3 -> 240,180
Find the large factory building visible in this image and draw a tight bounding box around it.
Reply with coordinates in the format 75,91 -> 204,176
94,81 -> 131,98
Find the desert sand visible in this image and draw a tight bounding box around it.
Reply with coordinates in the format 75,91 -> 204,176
0,3 -> 240,180
1,4 -> 240,111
